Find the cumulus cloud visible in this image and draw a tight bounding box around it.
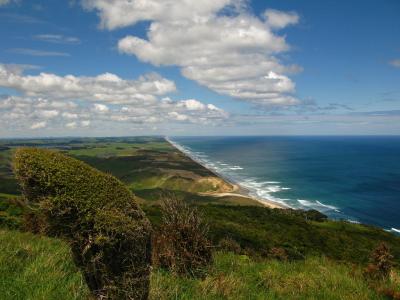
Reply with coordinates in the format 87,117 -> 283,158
264,9 -> 299,29
84,0 -> 301,106
82,0 -> 240,30
0,94 -> 227,131
30,121 -> 47,130
0,64 -> 228,131
0,63 -> 176,104
66,121 -> 77,129
36,109 -> 59,119
62,112 -> 78,119
92,103 -> 109,113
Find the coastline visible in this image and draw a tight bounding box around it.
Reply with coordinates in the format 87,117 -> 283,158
165,137 -> 287,209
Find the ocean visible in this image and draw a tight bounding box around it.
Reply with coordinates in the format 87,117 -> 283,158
169,136 -> 400,234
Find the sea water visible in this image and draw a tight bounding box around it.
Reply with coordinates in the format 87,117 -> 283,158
169,136 -> 400,233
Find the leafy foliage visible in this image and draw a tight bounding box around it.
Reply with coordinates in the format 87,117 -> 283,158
13,148 -> 152,299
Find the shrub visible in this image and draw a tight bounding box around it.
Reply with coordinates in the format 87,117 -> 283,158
269,247 -> 288,261
304,209 -> 328,222
152,197 -> 212,277
218,237 -> 241,254
364,242 -> 394,280
13,148 -> 152,299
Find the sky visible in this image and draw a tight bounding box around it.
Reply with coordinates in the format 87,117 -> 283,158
0,0 -> 399,137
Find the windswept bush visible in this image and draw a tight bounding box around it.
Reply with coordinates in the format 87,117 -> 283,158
364,242 -> 394,280
13,148 -> 152,299
153,197 -> 212,277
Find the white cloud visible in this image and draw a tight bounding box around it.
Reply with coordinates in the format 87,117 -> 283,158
264,9 -> 299,29
0,63 -> 176,104
389,59 -> 400,68
85,0 -> 301,106
0,64 -> 228,131
179,99 -> 206,111
168,112 -> 189,121
66,121 -> 77,129
36,109 -> 59,119
33,34 -> 81,44
82,0 -> 240,30
30,121 -> 47,130
92,103 -> 109,112
81,120 -> 91,127
62,112 -> 78,119
8,48 -> 71,57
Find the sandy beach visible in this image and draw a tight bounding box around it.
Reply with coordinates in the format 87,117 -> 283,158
166,137 -> 287,209
200,190 -> 286,209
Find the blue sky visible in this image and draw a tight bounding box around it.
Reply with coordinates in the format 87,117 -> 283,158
0,0 -> 399,137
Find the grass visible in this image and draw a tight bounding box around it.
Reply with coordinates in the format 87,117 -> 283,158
2,228 -> 396,300
150,252 -> 388,300
0,229 -> 89,300
0,195 -> 23,229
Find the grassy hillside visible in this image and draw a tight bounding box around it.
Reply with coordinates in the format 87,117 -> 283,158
151,252 -> 389,300
2,229 -> 398,300
0,229 -> 89,300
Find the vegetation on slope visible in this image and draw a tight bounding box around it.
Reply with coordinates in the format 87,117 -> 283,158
144,204 -> 400,265
0,229 -> 89,300
151,252 -> 392,300
1,229 -> 399,300
13,148 -> 152,299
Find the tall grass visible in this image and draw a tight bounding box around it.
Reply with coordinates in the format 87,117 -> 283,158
151,252 -> 384,300
0,229 -> 89,300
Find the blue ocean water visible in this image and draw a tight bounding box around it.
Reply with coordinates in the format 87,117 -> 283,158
169,136 -> 400,233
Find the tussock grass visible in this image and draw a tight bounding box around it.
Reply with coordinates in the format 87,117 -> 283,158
0,229 -> 89,300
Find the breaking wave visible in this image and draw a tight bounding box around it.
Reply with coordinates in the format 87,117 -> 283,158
297,199 -> 340,213
167,136 -> 400,235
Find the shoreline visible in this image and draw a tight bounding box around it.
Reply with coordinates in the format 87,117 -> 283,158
165,137 -> 287,209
